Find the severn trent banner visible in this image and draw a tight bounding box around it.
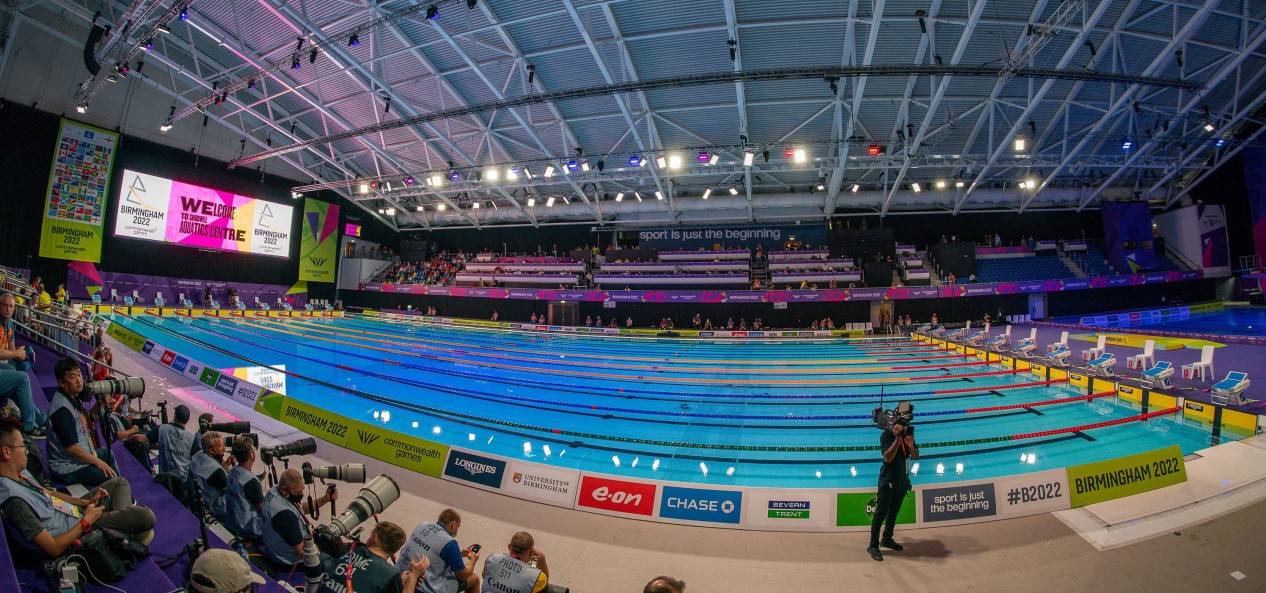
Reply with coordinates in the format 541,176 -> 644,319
298,198 -> 339,282
39,120 -> 118,261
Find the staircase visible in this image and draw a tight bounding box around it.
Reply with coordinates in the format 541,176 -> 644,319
750,258 -> 769,288
1059,253 -> 1088,279
924,261 -> 944,286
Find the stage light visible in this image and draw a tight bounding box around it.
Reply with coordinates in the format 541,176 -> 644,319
291,55 -> 301,69
728,187 -> 738,195
415,205 -> 423,212
507,167 -> 519,180
449,170 -> 460,182
935,180 -> 946,189
526,64 -> 535,85
159,121 -> 172,132
743,152 -> 754,166
655,191 -> 664,200
1122,139 -> 1133,150
546,196 -> 555,207
911,182 -> 922,193
955,180 -> 965,188
1204,122 -> 1215,132
544,165 -> 555,177
157,23 -> 172,34
615,192 -> 624,202
292,191 -> 303,199
668,154 -> 682,169
523,167 -> 533,179
385,182 -> 392,191
405,176 -> 416,186
377,208 -> 384,214
697,151 -> 709,163
709,153 -> 720,165
1026,178 -> 1036,188
816,182 -> 825,191
701,188 -> 712,200
179,7 -> 188,21
580,160 -> 590,172
348,33 -> 360,47
596,159 -> 605,172
656,156 -> 667,168
567,159 -> 577,171
76,104 -> 87,114
144,38 -> 153,51
247,78 -> 256,89
784,147 -> 795,158
868,144 -> 883,156
1014,137 -> 1026,151
359,183 -> 369,194
467,0 -> 478,8
386,207 -> 396,215
426,4 -> 439,19
437,203 -> 446,211
135,60 -> 144,73
793,148 -> 806,163
486,168 -> 499,182
850,184 -> 859,193
427,174 -> 443,187
629,155 -> 642,167
527,197 -> 536,206
1216,138 -> 1226,147
562,196 -> 570,204
472,202 -> 480,209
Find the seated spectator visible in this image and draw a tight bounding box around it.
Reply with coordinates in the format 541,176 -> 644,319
189,431 -> 230,520
186,548 -> 266,593
46,358 -> 119,487
482,531 -> 548,593
398,508 -> 482,593
0,421 -> 155,558
0,293 -> 45,436
224,437 -> 264,540
319,521 -> 426,593
157,404 -> 196,482
261,467 -> 336,567
644,576 -> 686,593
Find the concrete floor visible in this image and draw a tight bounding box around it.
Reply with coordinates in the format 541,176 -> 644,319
110,333 -> 1266,593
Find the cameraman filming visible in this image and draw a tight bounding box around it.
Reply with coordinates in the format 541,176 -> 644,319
156,404 -> 195,482
867,406 -> 918,562
189,431 -> 231,520
314,521 -> 428,593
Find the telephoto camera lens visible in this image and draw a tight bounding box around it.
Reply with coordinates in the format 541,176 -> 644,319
82,376 -> 145,398
204,420 -> 252,435
260,437 -> 317,463
324,475 -> 400,538
304,462 -> 366,483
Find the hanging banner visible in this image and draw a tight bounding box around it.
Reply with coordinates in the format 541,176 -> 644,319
39,120 -> 118,261
298,198 -> 339,282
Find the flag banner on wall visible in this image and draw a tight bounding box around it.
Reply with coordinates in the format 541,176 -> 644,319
297,198 -> 339,282
39,120 -> 118,261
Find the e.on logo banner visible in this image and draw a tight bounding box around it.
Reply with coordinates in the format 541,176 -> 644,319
577,475 -> 656,516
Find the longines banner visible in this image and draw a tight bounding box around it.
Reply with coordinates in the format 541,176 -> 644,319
39,120 -> 118,261
298,198 -> 339,282
635,223 -> 827,251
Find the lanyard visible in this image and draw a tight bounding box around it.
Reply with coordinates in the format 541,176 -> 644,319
343,543 -> 358,593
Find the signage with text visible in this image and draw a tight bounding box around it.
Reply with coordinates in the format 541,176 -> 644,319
577,476 -> 657,516
443,449 -> 507,489
657,486 -> 743,524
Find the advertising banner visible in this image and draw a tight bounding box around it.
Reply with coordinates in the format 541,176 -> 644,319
1102,201 -> 1156,273
113,169 -> 294,257
743,489 -> 837,529
657,485 -> 743,525
503,462 -> 581,508
298,198 -> 339,282
836,491 -> 917,527
1198,204 -> 1231,273
1066,445 -> 1187,507
443,449 -> 507,490
576,475 -> 657,517
39,120 -> 117,261
636,223 -> 826,251
992,469 -> 1072,517
919,482 -> 998,523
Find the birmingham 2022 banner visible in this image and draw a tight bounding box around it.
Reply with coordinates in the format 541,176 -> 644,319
113,169 -> 294,257
38,120 -> 119,262
297,198 -> 339,282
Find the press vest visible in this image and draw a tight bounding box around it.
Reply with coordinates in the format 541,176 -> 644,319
316,545 -> 400,593
0,470 -> 80,555
396,522 -> 459,593
224,465 -> 262,539
261,486 -> 308,565
482,553 -> 545,593
46,392 -> 93,478
189,450 -> 228,518
156,423 -> 195,481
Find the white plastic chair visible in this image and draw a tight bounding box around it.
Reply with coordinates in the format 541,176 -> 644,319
1128,340 -> 1155,370
1182,345 -> 1215,382
110,288 -> 119,302
1082,335 -> 1107,361
1048,331 -> 1069,353
132,290 -> 143,303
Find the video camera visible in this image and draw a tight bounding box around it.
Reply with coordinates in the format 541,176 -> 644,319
873,400 -> 915,435
260,436 -> 317,464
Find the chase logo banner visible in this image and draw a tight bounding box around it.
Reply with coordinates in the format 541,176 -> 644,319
443,449 -> 506,489
170,355 -> 189,373
658,486 -> 742,524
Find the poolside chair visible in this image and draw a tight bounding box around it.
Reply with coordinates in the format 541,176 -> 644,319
987,326 -> 1013,351
1047,331 -> 1069,353
1081,335 -> 1107,361
131,290 -> 144,303
1127,340 -> 1156,370
1140,361 -> 1175,390
1211,371 -> 1251,406
1086,352 -> 1117,377
110,288 -> 119,302
1182,345 -> 1215,381
1047,345 -> 1071,367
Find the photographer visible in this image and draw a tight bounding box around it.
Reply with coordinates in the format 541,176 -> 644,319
482,531 -> 548,593
315,521 -> 427,593
46,358 -> 119,488
398,509 -> 482,593
261,467 -> 337,567
156,404 -> 195,482
189,431 -> 231,520
224,438 -> 264,540
866,406 -> 919,562
186,548 -> 265,593
0,422 -> 155,558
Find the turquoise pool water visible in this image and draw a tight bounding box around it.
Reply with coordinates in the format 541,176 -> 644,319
110,314 -> 1220,488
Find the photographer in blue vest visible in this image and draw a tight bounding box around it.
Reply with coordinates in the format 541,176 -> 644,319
224,437 -> 264,540
261,467 -> 337,567
156,404 -> 195,481
46,358 -> 119,488
397,508 -> 482,593
0,292 -> 46,438
0,422 -> 155,557
315,521 -> 429,593
481,531 -> 548,593
189,430 -> 231,520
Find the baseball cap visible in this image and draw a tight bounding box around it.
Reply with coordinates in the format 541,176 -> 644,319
189,549 -> 266,593
174,404 -> 191,424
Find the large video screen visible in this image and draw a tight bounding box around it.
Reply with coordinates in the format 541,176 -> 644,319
113,169 -> 294,258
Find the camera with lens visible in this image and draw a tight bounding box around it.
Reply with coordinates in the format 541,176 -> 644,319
199,419 -> 251,435
224,432 -> 258,448
873,400 -> 915,435
81,376 -> 145,399
303,474 -> 401,587
151,400 -> 169,425
302,462 -> 366,485
260,436 -> 317,464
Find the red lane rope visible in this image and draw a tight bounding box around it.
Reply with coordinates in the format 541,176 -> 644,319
933,378 -> 1067,396
965,389 -> 1116,413
1010,406 -> 1180,440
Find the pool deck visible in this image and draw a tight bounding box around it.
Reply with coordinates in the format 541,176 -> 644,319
105,325 -> 1266,593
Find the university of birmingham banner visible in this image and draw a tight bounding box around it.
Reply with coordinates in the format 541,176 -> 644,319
297,198 -> 339,282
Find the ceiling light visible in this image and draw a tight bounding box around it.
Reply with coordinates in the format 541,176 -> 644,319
655,191 -> 664,200
615,192 -> 624,202
816,183 -> 825,191
635,192 -> 643,202
527,197 -> 536,207
743,152 -> 754,166
428,175 -> 443,187
629,155 -> 642,167
850,184 -> 859,193
76,104 -> 88,114
544,165 -> 555,177
580,160 -> 590,172
1216,138 -> 1226,147
562,196 -> 570,204
935,180 -> 946,189
911,182 -> 922,193
728,187 -> 738,195
956,180 -> 965,188
385,182 -> 392,191
656,156 -> 667,169
1122,139 -> 1133,150
1026,178 -> 1036,188
486,168 -> 499,181
437,203 -> 446,211
1014,137 -> 1026,152
1203,122 -> 1215,132
416,206 -> 424,212
523,167 -> 533,179
377,208 -> 384,214
793,148 -> 806,163
701,188 -> 711,200
359,183 -> 369,194
471,202 -> 480,209
697,151 -> 709,163
709,153 -> 720,165
507,167 -> 519,180
386,207 -> 396,215
668,154 -> 682,169
546,196 -> 555,207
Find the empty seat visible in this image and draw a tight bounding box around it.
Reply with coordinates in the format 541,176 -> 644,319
1127,340 -> 1156,370
1182,345 -> 1215,381
1081,335 -> 1107,361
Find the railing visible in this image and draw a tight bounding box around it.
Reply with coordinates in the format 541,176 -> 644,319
1164,242 -> 1201,272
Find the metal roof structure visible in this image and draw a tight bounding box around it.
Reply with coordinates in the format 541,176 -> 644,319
8,0 -> 1266,231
